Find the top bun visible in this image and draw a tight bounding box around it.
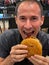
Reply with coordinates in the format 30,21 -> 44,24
21,37 -> 42,57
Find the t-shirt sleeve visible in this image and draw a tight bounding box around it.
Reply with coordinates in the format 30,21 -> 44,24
0,29 -> 17,58
0,29 -> 21,58
0,31 -> 10,58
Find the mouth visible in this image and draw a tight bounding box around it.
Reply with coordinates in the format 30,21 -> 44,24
23,30 -> 35,37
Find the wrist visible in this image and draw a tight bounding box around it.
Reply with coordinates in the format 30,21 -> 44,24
7,55 -> 15,64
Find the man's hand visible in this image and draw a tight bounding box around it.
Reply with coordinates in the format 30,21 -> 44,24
28,55 -> 49,65
10,44 -> 28,63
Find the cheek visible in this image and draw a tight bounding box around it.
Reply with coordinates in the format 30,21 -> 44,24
17,21 -> 24,29
33,22 -> 41,29
36,23 -> 40,28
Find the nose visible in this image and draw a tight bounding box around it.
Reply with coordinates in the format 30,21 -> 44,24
24,19 -> 32,29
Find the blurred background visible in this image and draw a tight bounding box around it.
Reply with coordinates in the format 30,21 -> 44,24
0,0 -> 49,34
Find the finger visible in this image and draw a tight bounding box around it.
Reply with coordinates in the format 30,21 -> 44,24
11,54 -> 27,60
31,56 -> 48,65
28,57 -> 38,65
34,55 -> 49,63
46,57 -> 49,63
11,44 -> 27,50
13,57 -> 25,62
10,49 -> 28,55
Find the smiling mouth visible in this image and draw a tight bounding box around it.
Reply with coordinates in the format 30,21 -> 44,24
23,31 -> 35,37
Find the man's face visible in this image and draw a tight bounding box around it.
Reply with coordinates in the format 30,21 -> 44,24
15,2 -> 44,39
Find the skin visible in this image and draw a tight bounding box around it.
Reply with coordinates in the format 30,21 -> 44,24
0,1 -> 49,65
15,1 -> 44,39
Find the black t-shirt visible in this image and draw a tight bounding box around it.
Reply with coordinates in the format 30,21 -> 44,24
0,29 -> 49,65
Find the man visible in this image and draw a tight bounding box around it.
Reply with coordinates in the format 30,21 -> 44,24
0,0 -> 49,65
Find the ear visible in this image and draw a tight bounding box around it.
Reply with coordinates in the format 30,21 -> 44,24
40,16 -> 44,26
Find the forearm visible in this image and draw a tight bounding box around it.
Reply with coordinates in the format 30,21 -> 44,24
0,55 -> 15,65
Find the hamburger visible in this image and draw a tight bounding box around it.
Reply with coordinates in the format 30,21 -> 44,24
21,37 -> 42,57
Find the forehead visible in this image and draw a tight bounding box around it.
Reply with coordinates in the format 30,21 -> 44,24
17,1 -> 41,16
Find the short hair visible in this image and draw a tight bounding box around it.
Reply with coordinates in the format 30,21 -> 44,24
15,0 -> 43,16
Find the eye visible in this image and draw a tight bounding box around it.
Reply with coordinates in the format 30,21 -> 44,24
31,16 -> 38,21
19,16 -> 26,21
